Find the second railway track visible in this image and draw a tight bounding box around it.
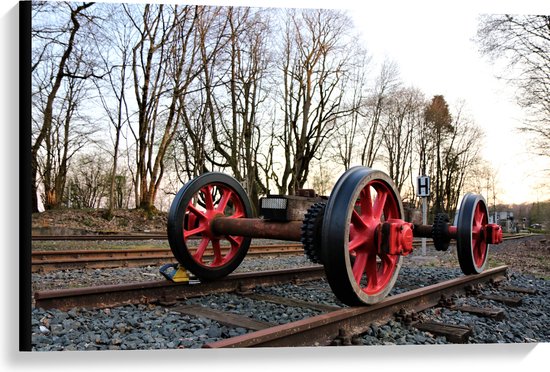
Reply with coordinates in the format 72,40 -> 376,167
31,234 -> 536,272
31,244 -> 305,272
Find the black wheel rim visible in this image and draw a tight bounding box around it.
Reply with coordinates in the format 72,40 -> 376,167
167,173 -> 252,280
321,166 -> 404,306
456,193 -> 489,275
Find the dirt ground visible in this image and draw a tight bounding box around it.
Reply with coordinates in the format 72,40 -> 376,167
32,209 -> 168,235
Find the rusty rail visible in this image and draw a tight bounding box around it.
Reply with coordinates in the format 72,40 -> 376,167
31,234 -> 532,272
31,244 -> 305,272
32,234 -> 168,241
203,265 -> 508,348
34,266 -> 324,311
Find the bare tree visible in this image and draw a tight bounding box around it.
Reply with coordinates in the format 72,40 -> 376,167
38,73 -> 97,209
224,7 -> 272,206
411,95 -> 483,216
477,14 -> 550,159
196,7 -> 274,209
31,2 -> 95,212
65,152 -> 110,209
92,3 -> 135,218
360,59 -> 400,167
276,8 -> 357,194
169,6 -> 229,184
331,48 -> 370,169
424,95 -> 453,213
440,104 -> 483,214
381,86 -> 424,193
126,4 -> 202,212
465,160 -> 499,214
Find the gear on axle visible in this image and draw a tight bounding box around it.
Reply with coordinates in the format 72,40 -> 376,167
432,213 -> 451,251
301,202 -> 326,264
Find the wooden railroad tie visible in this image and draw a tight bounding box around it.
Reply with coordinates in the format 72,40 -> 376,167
454,305 -> 506,320
414,321 -> 472,343
172,304 -> 275,331
500,286 -> 537,295
243,293 -> 340,312
479,294 -> 523,307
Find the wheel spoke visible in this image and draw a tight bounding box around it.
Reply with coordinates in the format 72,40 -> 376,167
202,185 -> 214,211
372,190 -> 388,221
474,205 -> 484,225
474,239 -> 486,265
352,252 -> 368,284
193,237 -> 210,263
351,210 -> 367,229
361,187 -> 373,217
216,188 -> 233,213
349,235 -> 364,253
474,239 -> 481,257
187,204 -> 207,220
226,235 -> 242,248
472,225 -> 482,244
380,254 -> 395,279
365,252 -> 378,290
212,239 -> 223,265
184,225 -> 206,239
231,211 -> 245,218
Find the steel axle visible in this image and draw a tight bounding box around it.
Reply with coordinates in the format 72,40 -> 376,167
211,218 -> 303,242
413,223 -> 458,240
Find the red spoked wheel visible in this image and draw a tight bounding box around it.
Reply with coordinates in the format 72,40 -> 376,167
167,173 -> 253,280
321,167 -> 404,305
456,193 -> 490,275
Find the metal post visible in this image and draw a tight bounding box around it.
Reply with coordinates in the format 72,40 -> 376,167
422,196 -> 427,256
417,175 -> 430,256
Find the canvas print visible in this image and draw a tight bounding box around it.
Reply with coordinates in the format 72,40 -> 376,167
26,0 -> 549,352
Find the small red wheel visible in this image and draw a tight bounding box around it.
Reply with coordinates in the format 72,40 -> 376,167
456,193 -> 490,275
322,167 -> 404,305
167,173 -> 253,280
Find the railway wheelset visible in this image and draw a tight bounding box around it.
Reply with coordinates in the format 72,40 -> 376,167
167,166 -> 503,306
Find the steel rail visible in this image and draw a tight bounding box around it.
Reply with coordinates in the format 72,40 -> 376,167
30,234 -> 534,272
32,234 -> 168,241
31,245 -> 305,272
203,265 -> 508,348
32,244 -> 303,260
33,266 -> 325,311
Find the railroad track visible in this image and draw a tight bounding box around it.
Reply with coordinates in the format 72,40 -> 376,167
33,264 -> 538,348
204,265 -> 512,347
31,244 -> 304,272
31,233 -> 169,241
31,234 -> 535,272
33,266 -> 326,310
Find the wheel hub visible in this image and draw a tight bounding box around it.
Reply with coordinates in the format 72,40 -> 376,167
377,219 -> 414,256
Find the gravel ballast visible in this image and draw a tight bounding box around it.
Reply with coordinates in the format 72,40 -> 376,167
31,260 -> 549,351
